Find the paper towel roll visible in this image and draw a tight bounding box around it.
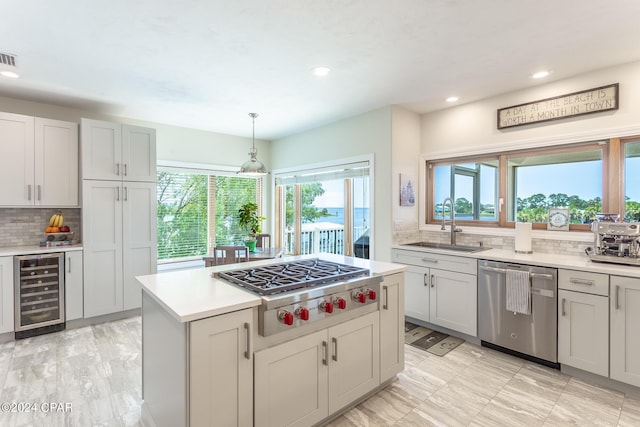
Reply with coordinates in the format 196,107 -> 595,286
515,222 -> 533,253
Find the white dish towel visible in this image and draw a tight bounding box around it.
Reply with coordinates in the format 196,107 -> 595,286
506,270 -> 531,315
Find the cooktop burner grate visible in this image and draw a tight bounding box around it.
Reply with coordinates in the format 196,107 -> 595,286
217,258 -> 370,296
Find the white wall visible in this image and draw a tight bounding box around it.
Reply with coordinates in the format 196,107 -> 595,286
391,106 -> 421,234
0,95 -> 269,168
271,106 -> 393,261
421,60 -> 640,157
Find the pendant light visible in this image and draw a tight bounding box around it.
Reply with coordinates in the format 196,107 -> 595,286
238,112 -> 268,176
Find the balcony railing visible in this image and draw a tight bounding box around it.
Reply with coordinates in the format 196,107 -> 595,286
283,222 -> 367,255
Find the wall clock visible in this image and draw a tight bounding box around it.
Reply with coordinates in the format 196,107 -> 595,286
548,208 -> 570,231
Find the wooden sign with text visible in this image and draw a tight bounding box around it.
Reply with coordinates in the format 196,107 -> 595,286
497,83 -> 619,129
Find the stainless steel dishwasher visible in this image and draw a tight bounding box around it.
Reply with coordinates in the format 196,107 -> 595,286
478,259 -> 558,368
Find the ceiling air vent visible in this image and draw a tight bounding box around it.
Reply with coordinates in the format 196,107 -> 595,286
0,52 -> 18,68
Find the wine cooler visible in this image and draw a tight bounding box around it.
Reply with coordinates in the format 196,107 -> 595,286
14,253 -> 65,339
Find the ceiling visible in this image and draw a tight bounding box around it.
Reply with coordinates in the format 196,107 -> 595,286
2,1 -> 640,140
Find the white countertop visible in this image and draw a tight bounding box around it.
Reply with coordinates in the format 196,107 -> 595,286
137,253 -> 408,324
0,244 -> 83,257
392,244 -> 640,278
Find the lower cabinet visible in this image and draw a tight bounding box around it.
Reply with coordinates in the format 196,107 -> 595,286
0,256 -> 13,334
429,268 -> 477,336
610,275 -> 640,388
393,249 -> 477,336
380,273 -> 405,382
64,251 -> 84,321
190,309 -> 253,427
558,289 -> 609,376
254,311 -> 380,427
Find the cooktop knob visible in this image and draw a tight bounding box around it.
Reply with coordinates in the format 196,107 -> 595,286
354,291 -> 367,304
279,311 -> 294,326
335,297 -> 347,310
320,301 -> 334,313
296,307 -> 310,321
368,289 -> 377,301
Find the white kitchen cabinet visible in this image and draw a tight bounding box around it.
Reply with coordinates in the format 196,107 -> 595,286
81,118 -> 156,182
429,268 -> 477,336
254,311 -> 379,427
404,264 -> 430,323
190,308 -> 253,427
610,275 -> 640,387
558,289 -> 609,376
254,330 -> 328,427
64,251 -> 84,321
0,256 -> 14,334
392,249 -> 477,336
0,112 -> 78,207
82,180 -> 156,317
557,269 -> 609,377
380,272 -> 405,382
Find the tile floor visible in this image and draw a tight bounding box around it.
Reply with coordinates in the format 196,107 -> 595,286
0,316 -> 639,426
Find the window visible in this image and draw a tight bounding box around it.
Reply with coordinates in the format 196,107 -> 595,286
507,146 -> 603,225
275,160 -> 371,258
625,139 -> 640,221
157,167 -> 262,262
426,139 -> 621,230
432,160 -> 498,222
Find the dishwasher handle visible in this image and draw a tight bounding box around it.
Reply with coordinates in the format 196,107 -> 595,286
478,264 -> 554,280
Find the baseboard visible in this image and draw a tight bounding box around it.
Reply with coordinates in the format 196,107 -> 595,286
66,308 -> 141,329
561,364 -> 640,398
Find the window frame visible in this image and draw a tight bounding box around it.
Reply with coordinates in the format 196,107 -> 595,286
156,160 -> 265,263
424,138 -> 632,231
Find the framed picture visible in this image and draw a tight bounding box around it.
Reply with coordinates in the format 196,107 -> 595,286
548,208 -> 570,231
399,173 -> 415,206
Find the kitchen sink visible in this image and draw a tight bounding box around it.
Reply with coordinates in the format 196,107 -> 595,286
403,242 -> 490,253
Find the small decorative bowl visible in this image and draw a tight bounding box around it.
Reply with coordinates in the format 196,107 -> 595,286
595,213 -> 620,222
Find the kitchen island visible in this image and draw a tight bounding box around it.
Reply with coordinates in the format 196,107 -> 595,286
137,253 -> 406,427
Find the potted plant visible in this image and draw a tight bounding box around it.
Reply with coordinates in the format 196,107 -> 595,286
237,202 -> 265,252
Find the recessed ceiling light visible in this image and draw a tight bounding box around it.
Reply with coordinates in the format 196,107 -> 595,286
0,70 -> 19,78
312,66 -> 331,77
531,70 -> 550,79
446,96 -> 459,103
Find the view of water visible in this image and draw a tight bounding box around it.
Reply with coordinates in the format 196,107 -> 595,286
313,207 -> 369,228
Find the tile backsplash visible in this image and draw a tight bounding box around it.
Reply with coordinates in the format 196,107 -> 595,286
394,229 -> 591,256
0,208 -> 81,247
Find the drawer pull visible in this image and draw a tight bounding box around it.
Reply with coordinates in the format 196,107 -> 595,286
570,278 -> 594,286
421,258 -> 439,264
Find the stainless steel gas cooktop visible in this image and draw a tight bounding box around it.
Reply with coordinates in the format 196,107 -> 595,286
217,258 -> 370,296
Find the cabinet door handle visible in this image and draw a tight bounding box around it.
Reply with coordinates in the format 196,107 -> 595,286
116,186 -> 120,201
37,185 -> 41,201
431,274 -> 435,288
322,341 -> 328,365
243,322 -> 250,360
124,186 -> 128,201
67,257 -> 71,273
561,298 -> 566,316
332,337 -> 338,362
570,278 -> 594,286
27,184 -> 32,201
421,258 -> 439,264
383,285 -> 389,310
116,163 -> 120,176
423,273 -> 428,287
615,285 -> 620,310
124,163 -> 128,176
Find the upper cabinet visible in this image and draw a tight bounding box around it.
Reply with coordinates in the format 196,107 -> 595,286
81,118 -> 156,182
0,112 -> 78,207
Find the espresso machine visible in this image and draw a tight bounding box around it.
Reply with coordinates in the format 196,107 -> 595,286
587,221 -> 640,266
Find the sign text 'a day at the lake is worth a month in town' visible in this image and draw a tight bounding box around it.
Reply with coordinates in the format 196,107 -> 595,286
497,83 -> 618,129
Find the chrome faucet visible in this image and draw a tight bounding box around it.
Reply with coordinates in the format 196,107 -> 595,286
441,197 -> 462,245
